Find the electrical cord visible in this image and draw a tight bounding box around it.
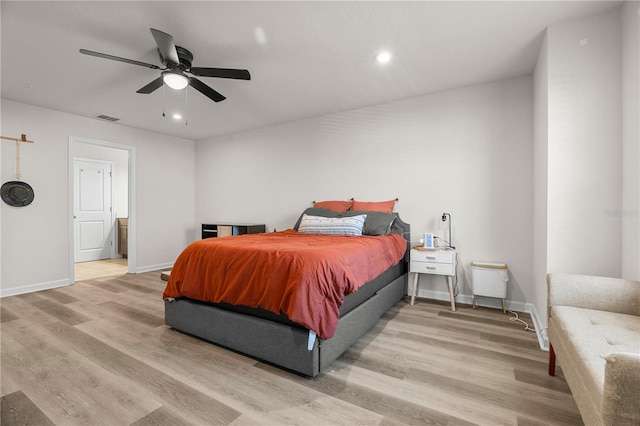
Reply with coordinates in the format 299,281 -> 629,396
508,310 -> 536,332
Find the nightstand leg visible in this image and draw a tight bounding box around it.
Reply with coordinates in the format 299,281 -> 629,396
410,273 -> 419,305
447,276 -> 456,311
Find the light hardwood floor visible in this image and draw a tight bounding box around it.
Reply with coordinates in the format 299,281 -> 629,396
1,272 -> 582,425
74,258 -> 128,281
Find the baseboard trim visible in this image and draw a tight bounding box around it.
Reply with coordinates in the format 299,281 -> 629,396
414,288 -> 549,351
529,303 -> 549,351
0,279 -> 72,298
135,262 -> 174,274
2,262 -> 174,297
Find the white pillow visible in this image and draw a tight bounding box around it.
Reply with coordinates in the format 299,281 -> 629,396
297,214 -> 367,236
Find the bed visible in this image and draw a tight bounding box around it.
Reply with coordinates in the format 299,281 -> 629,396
163,208 -> 410,377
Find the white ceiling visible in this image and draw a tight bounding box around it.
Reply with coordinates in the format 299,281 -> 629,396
1,1 -> 622,141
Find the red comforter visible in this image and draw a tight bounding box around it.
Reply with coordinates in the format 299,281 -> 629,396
163,230 -> 407,339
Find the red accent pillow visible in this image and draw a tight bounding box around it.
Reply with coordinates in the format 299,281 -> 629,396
351,199 -> 396,213
313,200 -> 352,212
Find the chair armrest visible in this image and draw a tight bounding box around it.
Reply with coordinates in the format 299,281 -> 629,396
547,273 -> 640,316
602,352 -> 640,425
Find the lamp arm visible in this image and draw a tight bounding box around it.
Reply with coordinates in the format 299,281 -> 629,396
441,212 -> 454,248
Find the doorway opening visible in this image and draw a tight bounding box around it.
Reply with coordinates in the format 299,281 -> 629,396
69,136 -> 136,282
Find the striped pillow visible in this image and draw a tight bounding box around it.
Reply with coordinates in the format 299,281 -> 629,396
298,214 -> 367,236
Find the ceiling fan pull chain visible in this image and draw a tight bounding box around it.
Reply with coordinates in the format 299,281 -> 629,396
185,86 -> 188,126
162,82 -> 166,117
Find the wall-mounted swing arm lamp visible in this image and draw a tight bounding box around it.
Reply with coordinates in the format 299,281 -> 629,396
441,212 -> 454,248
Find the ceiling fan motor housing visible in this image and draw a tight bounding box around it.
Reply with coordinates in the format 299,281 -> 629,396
161,46 -> 193,71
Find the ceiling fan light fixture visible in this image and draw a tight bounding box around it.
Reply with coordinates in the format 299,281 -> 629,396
163,71 -> 189,90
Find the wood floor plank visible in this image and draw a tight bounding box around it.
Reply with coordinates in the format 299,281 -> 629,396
37,288 -> 80,305
97,301 -> 165,328
346,336 -> 516,394
129,406 -> 192,426
1,390 -> 55,426
105,277 -> 162,295
43,321 -> 242,425
1,320 -> 161,425
82,278 -> 129,293
73,317 -> 380,423
330,359 -> 519,425
0,306 -> 19,323
59,281 -> 120,304
258,362 -> 467,425
30,299 -> 91,326
0,295 -> 64,326
397,330 -> 548,370
0,271 -> 583,425
0,367 -> 22,399
406,364 -> 582,425
71,299 -> 162,328
514,367 -> 572,394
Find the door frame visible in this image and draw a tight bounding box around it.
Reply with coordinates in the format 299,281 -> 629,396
68,136 -> 136,282
73,157 -> 116,262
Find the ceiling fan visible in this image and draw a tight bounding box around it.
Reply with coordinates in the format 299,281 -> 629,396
80,28 -> 250,102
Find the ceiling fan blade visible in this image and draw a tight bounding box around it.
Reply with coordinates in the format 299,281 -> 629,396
189,77 -> 226,102
136,77 -> 164,94
150,28 -> 180,65
79,49 -> 161,69
190,67 -> 251,80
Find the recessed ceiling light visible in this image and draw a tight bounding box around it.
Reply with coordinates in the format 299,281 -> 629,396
172,113 -> 182,120
376,51 -> 392,64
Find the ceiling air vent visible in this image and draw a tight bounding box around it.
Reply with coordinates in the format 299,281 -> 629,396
95,114 -> 120,122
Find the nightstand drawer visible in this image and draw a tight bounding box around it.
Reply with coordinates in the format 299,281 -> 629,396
410,261 -> 455,275
410,250 -> 454,264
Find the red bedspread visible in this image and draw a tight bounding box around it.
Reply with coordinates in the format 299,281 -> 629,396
163,230 -> 407,339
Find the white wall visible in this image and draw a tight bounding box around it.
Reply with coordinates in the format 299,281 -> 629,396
0,99 -> 195,296
531,6 -> 636,339
622,0 -> 640,280
546,8 -> 623,278
533,32 -> 549,331
195,76 -> 534,305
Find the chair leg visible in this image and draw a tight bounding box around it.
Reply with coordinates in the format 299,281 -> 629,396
548,343 -> 556,376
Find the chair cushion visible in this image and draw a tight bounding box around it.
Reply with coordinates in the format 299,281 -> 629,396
551,306 -> 640,403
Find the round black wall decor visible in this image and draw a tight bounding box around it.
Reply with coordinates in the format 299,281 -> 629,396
1,181 -> 34,207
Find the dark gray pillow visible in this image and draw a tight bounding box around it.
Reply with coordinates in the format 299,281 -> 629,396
341,211 -> 396,236
293,207 -> 341,230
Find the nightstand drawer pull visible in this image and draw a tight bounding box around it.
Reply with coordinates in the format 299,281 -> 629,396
426,266 -> 436,270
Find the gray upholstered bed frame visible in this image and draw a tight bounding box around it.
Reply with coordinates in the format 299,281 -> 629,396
164,215 -> 410,377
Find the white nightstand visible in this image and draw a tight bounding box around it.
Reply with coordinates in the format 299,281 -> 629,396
410,248 -> 457,311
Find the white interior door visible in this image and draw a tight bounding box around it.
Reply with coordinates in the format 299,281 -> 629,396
74,159 -> 114,263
